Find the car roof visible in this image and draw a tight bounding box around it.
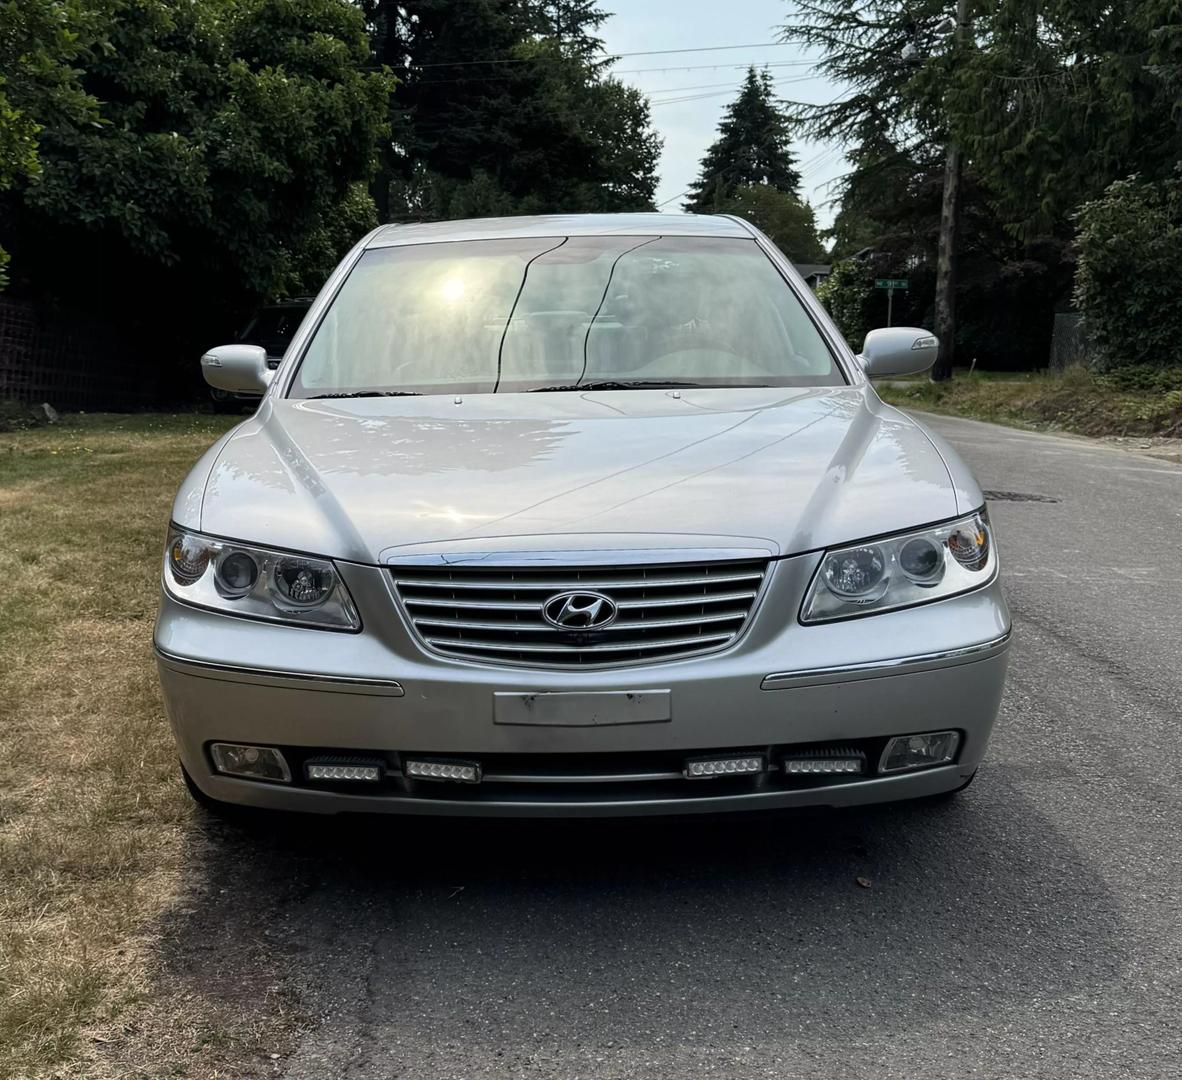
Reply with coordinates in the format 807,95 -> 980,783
365,213 -> 754,249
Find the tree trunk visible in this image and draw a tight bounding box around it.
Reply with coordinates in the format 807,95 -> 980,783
930,0 -> 971,383
931,140 -> 961,381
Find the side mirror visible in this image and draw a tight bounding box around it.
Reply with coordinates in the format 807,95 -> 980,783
858,327 -> 939,378
200,344 -> 272,393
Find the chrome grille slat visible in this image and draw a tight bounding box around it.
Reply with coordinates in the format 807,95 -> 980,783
617,590 -> 757,609
404,597 -> 543,612
391,556 -> 769,669
423,631 -> 737,655
402,590 -> 758,612
393,570 -> 764,591
413,609 -> 750,633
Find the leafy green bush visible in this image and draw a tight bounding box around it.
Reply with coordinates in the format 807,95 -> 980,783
816,258 -> 873,346
1097,363 -> 1182,394
1075,175 -> 1182,370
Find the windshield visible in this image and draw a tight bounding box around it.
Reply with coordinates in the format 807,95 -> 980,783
289,235 -> 842,397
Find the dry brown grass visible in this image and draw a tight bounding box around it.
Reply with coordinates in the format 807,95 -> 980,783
0,413 -> 294,1078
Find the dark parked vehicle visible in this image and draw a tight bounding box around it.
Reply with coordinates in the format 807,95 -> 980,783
207,298 -> 313,411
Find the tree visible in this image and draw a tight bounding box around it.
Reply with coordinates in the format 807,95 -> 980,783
944,1 -> 1182,238
816,128 -> 1073,370
535,0 -> 608,61
788,1 -> 1182,239
715,185 -> 826,262
785,0 -> 968,378
783,1 -> 973,167
826,133 -> 939,260
1075,173 -> 1182,371
684,67 -> 803,212
783,0 -> 1178,374
4,0 -> 392,333
0,0 -> 96,286
1143,0 -> 1182,111
375,0 -> 660,221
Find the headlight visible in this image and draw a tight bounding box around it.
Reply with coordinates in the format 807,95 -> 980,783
801,510 -> 995,623
163,526 -> 360,630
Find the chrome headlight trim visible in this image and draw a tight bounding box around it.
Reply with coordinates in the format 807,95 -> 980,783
799,510 -> 997,624
162,525 -> 360,631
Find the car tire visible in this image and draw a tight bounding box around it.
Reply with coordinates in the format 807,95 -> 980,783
209,392 -> 240,415
181,762 -> 248,821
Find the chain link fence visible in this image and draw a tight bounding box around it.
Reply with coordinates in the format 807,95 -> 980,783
0,296 -> 172,410
1048,312 -> 1102,370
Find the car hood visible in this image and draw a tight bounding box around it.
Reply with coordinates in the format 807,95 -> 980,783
186,387 -> 972,564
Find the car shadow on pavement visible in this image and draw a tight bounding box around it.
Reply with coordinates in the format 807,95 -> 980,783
139,772 -> 1124,1077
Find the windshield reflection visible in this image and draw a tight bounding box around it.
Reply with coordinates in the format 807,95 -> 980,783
290,236 -> 844,398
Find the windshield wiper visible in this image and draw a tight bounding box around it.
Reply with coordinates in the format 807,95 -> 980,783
306,391 -> 422,399
528,380 -> 711,393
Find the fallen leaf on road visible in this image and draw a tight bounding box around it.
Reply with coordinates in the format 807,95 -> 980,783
856,877 -> 872,889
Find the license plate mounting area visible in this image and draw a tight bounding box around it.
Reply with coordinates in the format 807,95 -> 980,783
492,690 -> 671,727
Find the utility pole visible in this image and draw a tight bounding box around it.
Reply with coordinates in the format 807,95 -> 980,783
930,0 -> 971,382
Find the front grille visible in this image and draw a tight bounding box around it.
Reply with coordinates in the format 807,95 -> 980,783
390,557 -> 770,667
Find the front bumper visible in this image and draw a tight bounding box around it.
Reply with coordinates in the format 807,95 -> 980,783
155,554 -> 1011,817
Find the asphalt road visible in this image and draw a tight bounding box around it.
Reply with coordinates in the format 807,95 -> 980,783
172,413 -> 1182,1080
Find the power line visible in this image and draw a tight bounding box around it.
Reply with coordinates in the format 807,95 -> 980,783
645,74 -> 817,97
648,74 -> 818,107
656,156 -> 749,210
413,41 -> 795,70
796,144 -> 835,171
415,58 -> 816,87
655,88 -> 855,209
617,59 -> 817,76
799,145 -> 846,180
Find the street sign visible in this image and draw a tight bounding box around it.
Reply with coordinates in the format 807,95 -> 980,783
875,278 -> 909,326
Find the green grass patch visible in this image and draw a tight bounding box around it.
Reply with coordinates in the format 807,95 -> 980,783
877,367 -> 1182,438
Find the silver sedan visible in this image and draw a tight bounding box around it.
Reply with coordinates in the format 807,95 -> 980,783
156,213 -> 1010,817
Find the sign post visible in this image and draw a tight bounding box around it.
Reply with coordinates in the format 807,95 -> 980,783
874,278 -> 909,327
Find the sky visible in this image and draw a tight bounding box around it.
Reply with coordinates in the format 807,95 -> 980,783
597,1 -> 845,229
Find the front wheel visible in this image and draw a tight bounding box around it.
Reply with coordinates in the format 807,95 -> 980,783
181,763 -> 247,821
209,389 -> 243,415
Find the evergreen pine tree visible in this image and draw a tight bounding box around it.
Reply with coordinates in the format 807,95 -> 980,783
534,1 -> 608,61
683,68 -> 803,212
384,0 -> 659,218
784,0 -> 1182,237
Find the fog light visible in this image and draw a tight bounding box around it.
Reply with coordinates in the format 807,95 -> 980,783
405,759 -> 481,783
684,755 -> 765,779
782,747 -> 866,776
879,731 -> 960,773
210,743 -> 290,782
306,758 -> 383,783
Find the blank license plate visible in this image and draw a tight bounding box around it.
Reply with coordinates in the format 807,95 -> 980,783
493,690 -> 671,727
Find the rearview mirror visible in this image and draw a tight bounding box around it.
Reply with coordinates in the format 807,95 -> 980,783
200,344 -> 272,393
858,327 -> 939,378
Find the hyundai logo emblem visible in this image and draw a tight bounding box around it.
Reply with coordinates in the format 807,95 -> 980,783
541,590 -> 618,630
